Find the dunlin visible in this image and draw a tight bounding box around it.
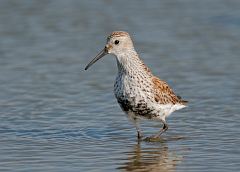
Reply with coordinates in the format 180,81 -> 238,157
85,31 -> 187,139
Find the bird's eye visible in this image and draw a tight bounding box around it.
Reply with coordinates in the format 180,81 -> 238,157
114,40 -> 119,45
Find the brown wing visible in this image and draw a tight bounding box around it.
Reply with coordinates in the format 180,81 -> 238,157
152,77 -> 187,105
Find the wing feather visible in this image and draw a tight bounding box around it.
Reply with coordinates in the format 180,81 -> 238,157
152,77 -> 188,105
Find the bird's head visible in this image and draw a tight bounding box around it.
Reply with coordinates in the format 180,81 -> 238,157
85,31 -> 134,70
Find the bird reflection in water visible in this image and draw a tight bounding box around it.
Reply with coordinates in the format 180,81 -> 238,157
118,141 -> 185,172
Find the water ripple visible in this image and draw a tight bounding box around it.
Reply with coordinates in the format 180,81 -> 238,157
0,0 -> 240,171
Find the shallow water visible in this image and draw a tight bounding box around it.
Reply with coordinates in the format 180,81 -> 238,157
0,0 -> 240,171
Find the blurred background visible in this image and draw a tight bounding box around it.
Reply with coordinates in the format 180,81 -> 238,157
0,0 -> 239,171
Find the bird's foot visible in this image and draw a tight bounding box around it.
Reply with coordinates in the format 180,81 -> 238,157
143,135 -> 163,142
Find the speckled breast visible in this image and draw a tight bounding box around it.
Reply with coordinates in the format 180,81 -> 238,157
116,92 -> 156,119
114,70 -> 158,119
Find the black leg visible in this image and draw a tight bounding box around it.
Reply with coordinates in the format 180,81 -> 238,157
154,121 -> 169,138
163,123 -> 168,131
137,131 -> 142,139
131,118 -> 143,139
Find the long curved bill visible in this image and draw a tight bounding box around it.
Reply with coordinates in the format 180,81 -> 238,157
85,48 -> 107,70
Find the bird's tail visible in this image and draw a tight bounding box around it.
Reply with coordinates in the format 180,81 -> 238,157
177,95 -> 188,105
181,99 -> 188,105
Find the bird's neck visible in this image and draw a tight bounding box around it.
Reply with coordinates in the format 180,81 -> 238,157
115,50 -> 152,77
